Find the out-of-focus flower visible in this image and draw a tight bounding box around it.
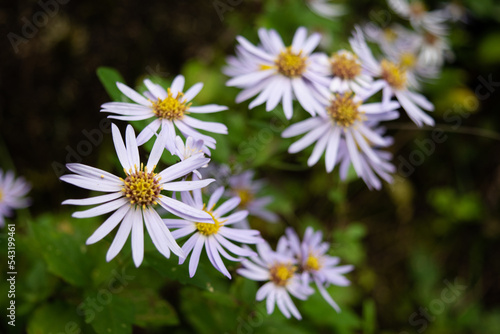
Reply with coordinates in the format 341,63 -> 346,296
174,136 -> 209,178
282,89 -> 399,189
61,124 -> 214,267
0,169 -> 31,227
237,241 -> 314,319
285,227 -> 353,312
101,75 -> 228,153
165,181 -> 262,278
350,27 -> 435,127
388,0 -> 449,35
315,50 -> 374,94
305,0 -> 346,20
224,27 -> 331,119
227,170 -> 279,227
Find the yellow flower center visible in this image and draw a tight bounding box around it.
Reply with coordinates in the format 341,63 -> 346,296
399,52 -> 417,70
121,163 -> 162,209
151,88 -> 191,120
276,47 -> 307,78
381,59 -> 407,90
195,209 -> 223,236
269,262 -> 296,286
304,254 -> 321,271
0,189 -> 3,201
236,188 -> 253,207
331,51 -> 362,80
327,92 -> 363,127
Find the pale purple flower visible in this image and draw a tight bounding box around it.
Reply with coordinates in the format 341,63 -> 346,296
164,181 -> 263,278
0,169 -> 31,227
237,241 -> 314,320
227,170 -> 279,227
61,124 -> 215,267
285,227 -> 353,312
350,27 -> 435,127
282,90 -> 399,180
387,0 -> 449,35
306,0 -> 346,20
101,75 -> 228,153
224,27 -> 331,119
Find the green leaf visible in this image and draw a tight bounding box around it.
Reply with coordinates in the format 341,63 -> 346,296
83,294 -> 134,334
97,67 -> 127,102
27,302 -> 85,334
122,289 -> 179,327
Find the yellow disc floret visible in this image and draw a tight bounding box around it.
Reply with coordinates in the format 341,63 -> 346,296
0,189 -> 3,202
381,59 -> 407,90
122,163 -> 162,209
331,51 -> 362,80
152,88 -> 191,120
276,47 -> 307,78
195,209 -> 223,236
399,52 -> 417,70
304,254 -> 321,271
327,92 -> 363,127
269,262 -> 296,286
236,188 -> 254,207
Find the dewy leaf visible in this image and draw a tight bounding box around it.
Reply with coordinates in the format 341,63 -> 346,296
83,294 -> 134,334
97,67 -> 128,102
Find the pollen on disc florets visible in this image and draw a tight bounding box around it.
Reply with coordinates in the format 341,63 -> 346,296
327,92 -> 363,127
331,51 -> 362,80
269,262 -> 296,286
121,163 -> 162,208
303,254 -> 322,272
195,208 -> 223,236
276,47 -> 307,78
380,59 -> 407,90
152,88 -> 191,120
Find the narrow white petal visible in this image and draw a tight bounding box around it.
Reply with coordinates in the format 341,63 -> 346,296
112,124 -> 131,170
72,198 -> 129,218
106,208 -> 134,262
63,192 -> 122,206
86,205 -> 130,245
131,208 -> 144,267
116,82 -> 151,106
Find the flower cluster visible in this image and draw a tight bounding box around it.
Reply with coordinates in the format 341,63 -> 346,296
225,0 -> 457,190
238,227 -> 353,319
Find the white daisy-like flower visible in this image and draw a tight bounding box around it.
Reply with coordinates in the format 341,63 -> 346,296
61,124 -> 215,267
101,75 -> 228,153
237,240 -> 314,320
282,90 -> 399,179
413,30 -> 453,69
164,180 -> 263,278
224,27 -> 331,119
227,170 -> 279,227
285,227 -> 353,312
173,136 -> 208,179
337,133 -> 396,190
0,169 -> 31,227
305,0 -> 346,20
349,27 -> 435,127
388,0 -> 449,35
315,49 -> 374,94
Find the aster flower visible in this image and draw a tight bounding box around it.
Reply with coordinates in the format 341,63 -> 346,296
282,90 -> 399,184
225,27 -> 331,119
237,240 -> 314,320
413,30 -> 453,69
0,169 -> 31,227
164,180 -> 263,278
173,136 -> 208,179
61,124 -> 215,267
285,227 -> 353,312
349,27 -> 435,127
337,130 -> 396,190
227,170 -> 279,227
100,75 -> 228,153
315,49 -> 374,94
388,0 -> 449,35
305,0 -> 346,20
